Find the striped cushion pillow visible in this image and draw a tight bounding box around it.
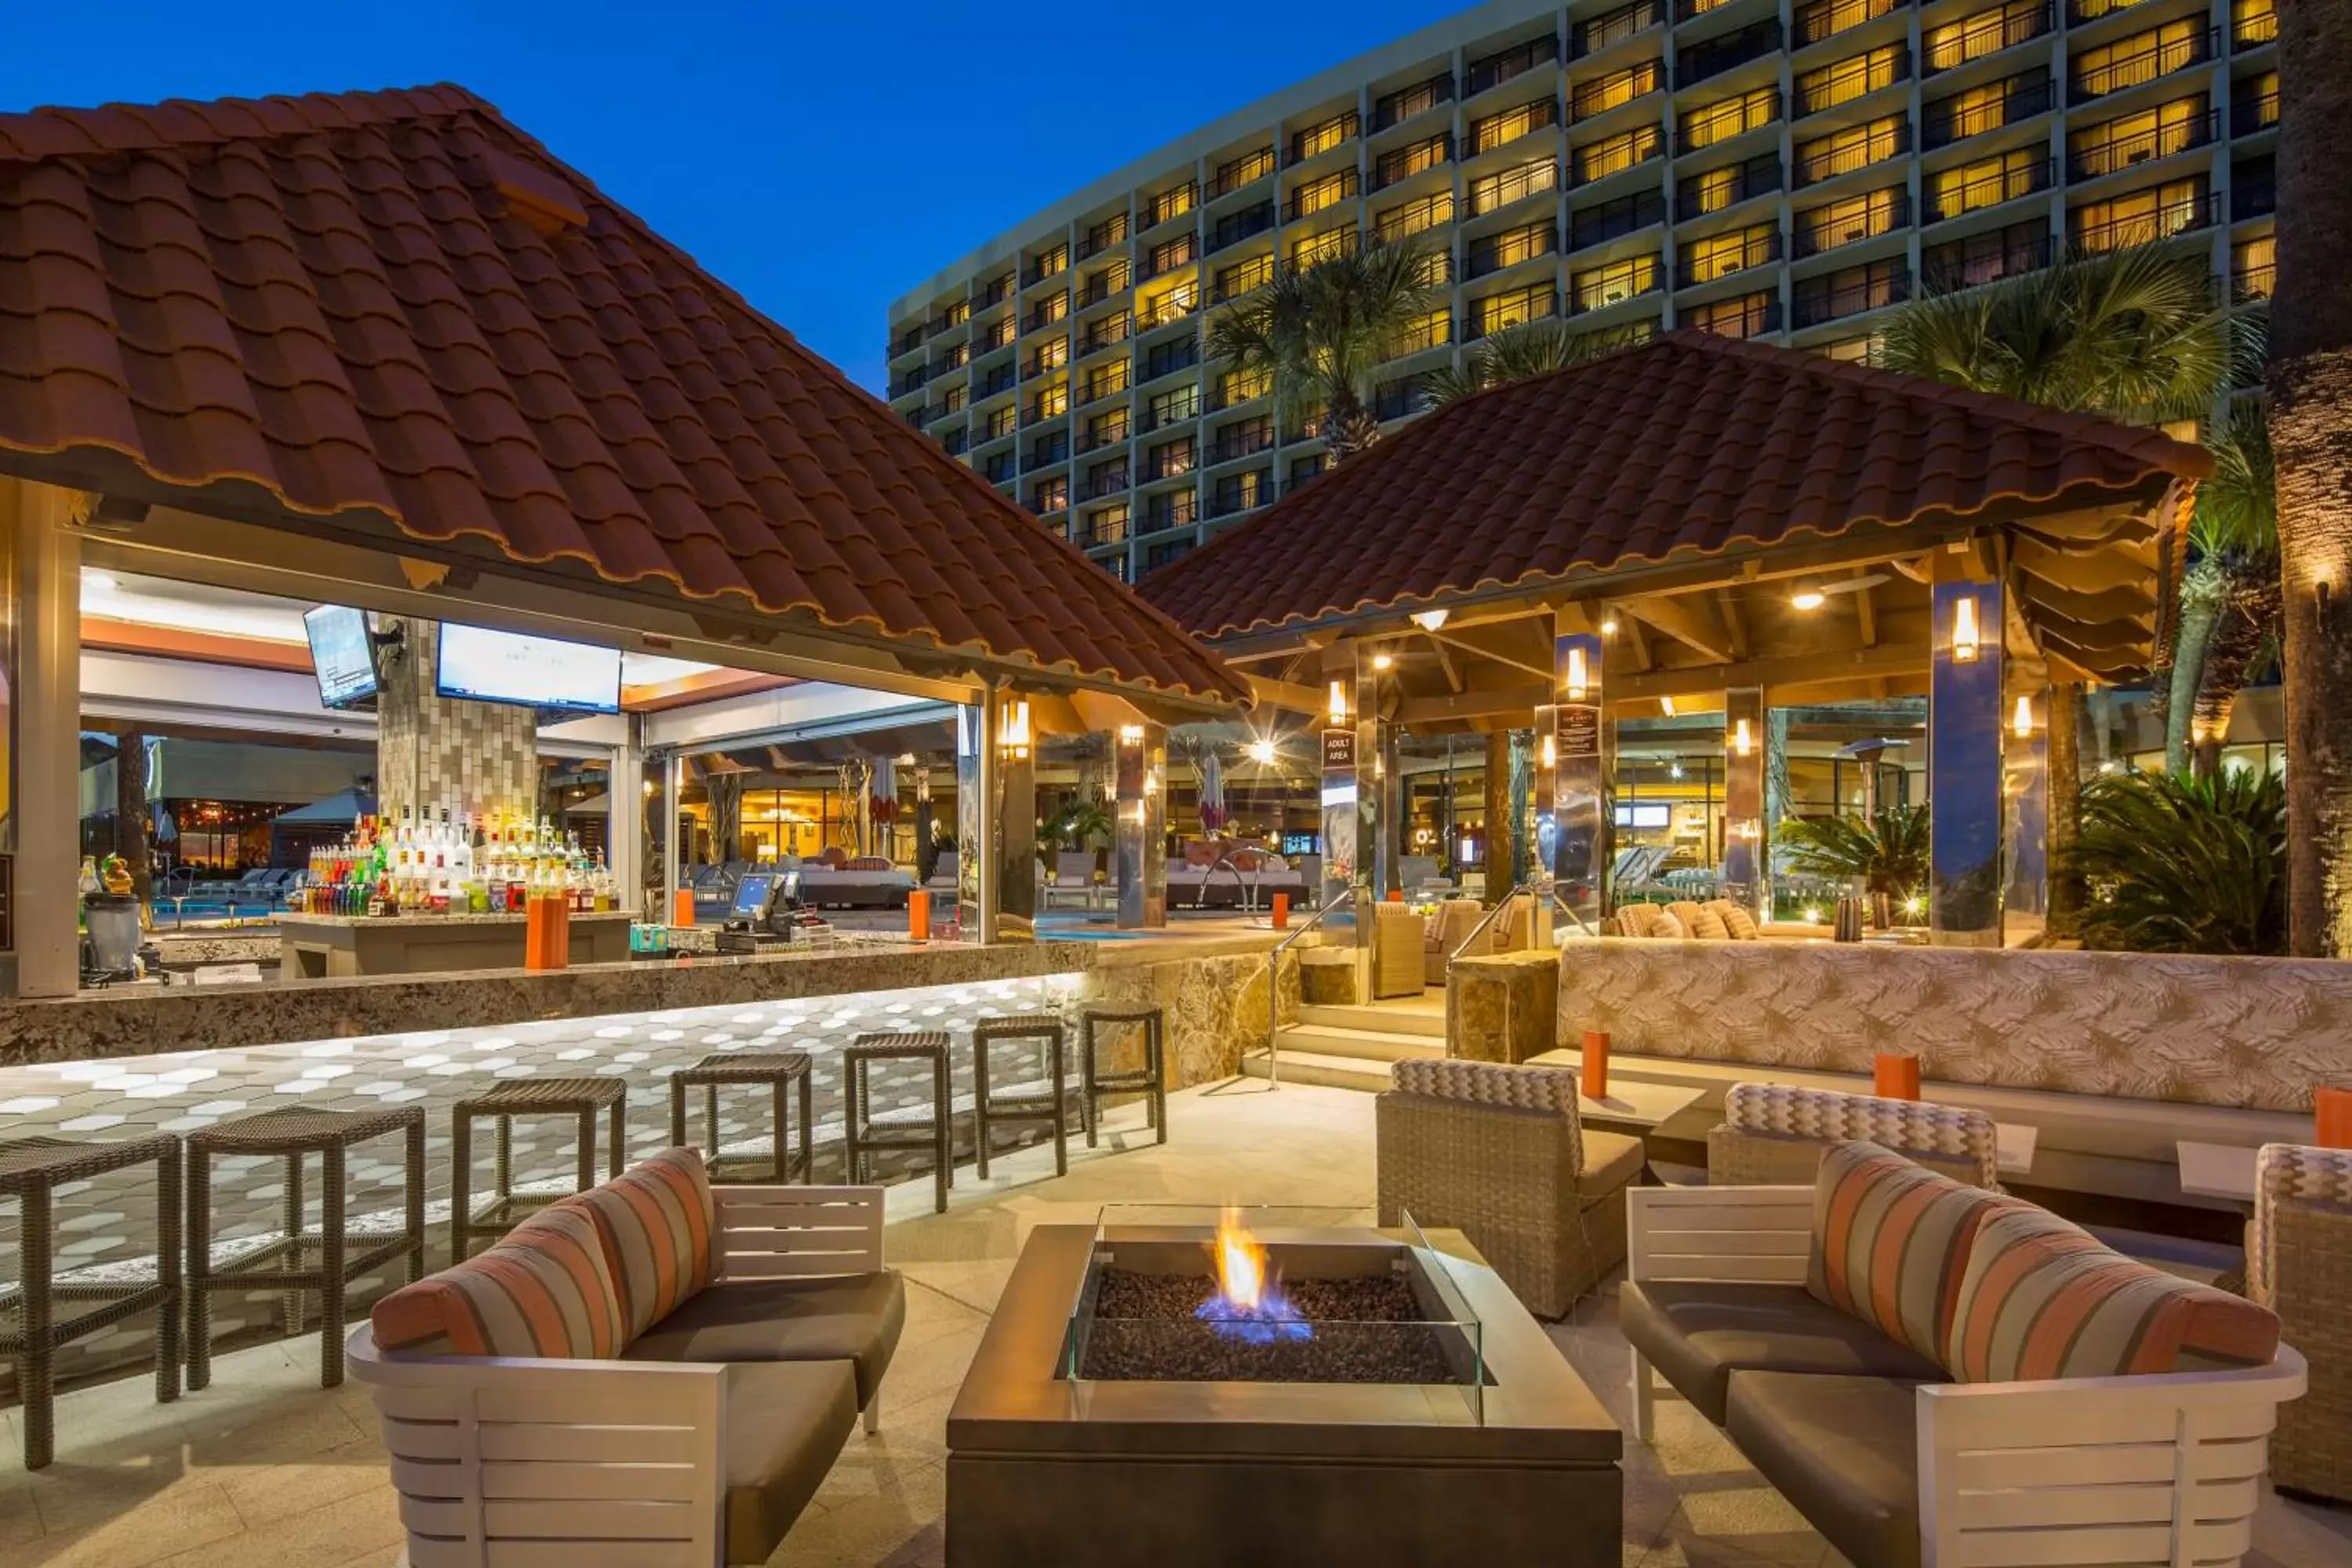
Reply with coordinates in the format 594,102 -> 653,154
371,1198 -> 623,1359
1806,1140 -> 2013,1361
1945,1204 -> 2280,1382
576,1148 -> 717,1339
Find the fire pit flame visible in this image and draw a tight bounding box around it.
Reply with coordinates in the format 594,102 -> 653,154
1195,1209 -> 1312,1345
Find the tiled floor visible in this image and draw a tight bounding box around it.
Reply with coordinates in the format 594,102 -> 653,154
4,1080 -> 2347,1567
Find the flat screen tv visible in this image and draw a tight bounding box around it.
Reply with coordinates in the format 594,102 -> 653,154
304,604 -> 379,710
1281,832 -> 1319,857
435,623 -> 622,715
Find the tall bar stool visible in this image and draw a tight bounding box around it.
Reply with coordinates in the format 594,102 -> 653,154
842,1031 -> 953,1213
186,1105 -> 426,1391
0,1134 -> 181,1468
971,1014 -> 1071,1178
669,1051 -> 814,1182
1080,1004 -> 1168,1148
450,1077 -> 628,1265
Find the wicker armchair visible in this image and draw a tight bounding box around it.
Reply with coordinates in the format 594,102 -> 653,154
1371,902 -> 1426,999
2250,1142 -> 2352,1501
1425,898 -> 1488,985
1374,1058 -> 1645,1318
1707,1082 -> 2001,1189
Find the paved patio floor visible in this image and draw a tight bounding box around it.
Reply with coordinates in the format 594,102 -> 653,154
3,1079 -> 2346,1567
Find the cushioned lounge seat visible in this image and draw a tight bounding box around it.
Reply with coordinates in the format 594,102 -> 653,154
724,1360 -> 858,1565
624,1270 -> 907,1405
1580,1130 -> 1648,1203
1619,1280 -> 1946,1424
1725,1372 -> 1929,1568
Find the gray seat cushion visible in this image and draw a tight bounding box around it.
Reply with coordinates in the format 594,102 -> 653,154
625,1271 -> 906,1405
1579,1130 -> 1647,1204
1621,1279 -> 1944,1423
1724,1371 -> 1926,1568
722,1359 -> 857,1565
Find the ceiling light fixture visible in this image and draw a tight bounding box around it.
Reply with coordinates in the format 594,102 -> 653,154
1412,608 -> 1450,632
1372,652 -> 1395,671
1246,738 -> 1277,766
1599,615 -> 1620,636
1790,585 -> 1826,612
1660,695 -> 1676,717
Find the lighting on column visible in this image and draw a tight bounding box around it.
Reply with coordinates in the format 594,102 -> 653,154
1660,695 -> 1676,717
1565,645 -> 1590,702
1541,733 -> 1556,770
1327,681 -> 1348,724
1412,608 -> 1450,631
997,699 -> 1032,759
1951,594 -> 1982,663
1372,651 -> 1395,671
2012,694 -> 2034,738
1599,614 -> 1620,637
1119,723 -> 1144,743
1733,717 -> 1753,757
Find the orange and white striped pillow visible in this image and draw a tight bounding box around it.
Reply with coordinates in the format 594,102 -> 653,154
575,1148 -> 717,1338
1944,1204 -> 2279,1382
371,1197 -> 623,1359
1806,1140 -> 2013,1361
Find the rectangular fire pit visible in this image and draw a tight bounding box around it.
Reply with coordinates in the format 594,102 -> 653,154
946,1208 -> 1621,1566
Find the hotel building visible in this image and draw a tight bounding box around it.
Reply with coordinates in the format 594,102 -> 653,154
884,0 -> 2278,582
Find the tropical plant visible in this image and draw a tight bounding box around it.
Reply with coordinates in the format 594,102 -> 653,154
2065,767 -> 2287,955
2182,404 -> 2278,775
1877,244 -> 2235,424
2267,0 -> 2352,953
1424,320 -> 1600,407
1773,804 -> 1930,898
1203,238 -> 1438,464
1044,796 -> 1112,851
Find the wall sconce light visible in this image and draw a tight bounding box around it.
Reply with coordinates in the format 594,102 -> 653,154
2012,695 -> 2034,739
1541,733 -> 1557,770
997,699 -> 1032,759
1143,766 -> 1160,797
1951,594 -> 1982,663
1412,608 -> 1450,632
1660,695 -> 1676,717
1118,724 -> 1144,743
1372,651 -> 1395,671
1565,645 -> 1590,702
1599,615 -> 1620,637
1733,717 -> 1754,757
1327,681 -> 1348,724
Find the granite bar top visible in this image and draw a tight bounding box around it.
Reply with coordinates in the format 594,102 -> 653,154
0,938 -> 1101,1066
277,911 -> 633,929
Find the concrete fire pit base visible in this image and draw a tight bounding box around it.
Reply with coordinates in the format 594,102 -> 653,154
946,1224 -> 1621,1566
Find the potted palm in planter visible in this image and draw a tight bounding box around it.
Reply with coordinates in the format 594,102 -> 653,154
1773,804 -> 1930,929
1043,797 -> 1115,882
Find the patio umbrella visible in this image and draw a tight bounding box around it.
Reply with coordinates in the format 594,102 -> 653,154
869,755 -> 899,855
1200,750 -> 1225,834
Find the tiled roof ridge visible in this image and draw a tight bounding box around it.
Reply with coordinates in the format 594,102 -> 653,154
0,82 -> 490,164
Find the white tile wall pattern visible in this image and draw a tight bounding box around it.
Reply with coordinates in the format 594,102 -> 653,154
0,974 -> 1088,1399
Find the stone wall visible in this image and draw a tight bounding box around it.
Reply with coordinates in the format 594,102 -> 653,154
1078,944 -> 1298,1087
1556,938 -> 2352,1113
375,617 -> 540,825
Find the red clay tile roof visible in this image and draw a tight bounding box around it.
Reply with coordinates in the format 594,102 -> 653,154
0,85 -> 1246,707
1141,331 -> 2210,641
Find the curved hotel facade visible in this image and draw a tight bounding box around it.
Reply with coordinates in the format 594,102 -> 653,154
885,0 -> 2278,583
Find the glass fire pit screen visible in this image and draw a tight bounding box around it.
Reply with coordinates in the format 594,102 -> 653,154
1062,1204 -> 1487,1421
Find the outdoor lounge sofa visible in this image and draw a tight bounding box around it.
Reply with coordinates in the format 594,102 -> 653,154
350,1155 -> 904,1566
1624,1142 -> 2305,1568
1375,1058 -> 1645,1317
1708,1081 -> 2001,1189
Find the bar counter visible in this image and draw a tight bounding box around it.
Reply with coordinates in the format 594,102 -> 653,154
278,909 -> 634,980
0,938 -> 1100,1067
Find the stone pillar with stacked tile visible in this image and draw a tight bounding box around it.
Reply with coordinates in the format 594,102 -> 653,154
1114,722 -> 1167,928
375,619 -> 539,828
1929,550 -> 2005,946
1720,687 -> 1766,922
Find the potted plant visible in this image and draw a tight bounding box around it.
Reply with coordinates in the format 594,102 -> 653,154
1774,804 -> 1930,927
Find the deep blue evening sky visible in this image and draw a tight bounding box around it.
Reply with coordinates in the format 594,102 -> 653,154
2,1 -> 1444,394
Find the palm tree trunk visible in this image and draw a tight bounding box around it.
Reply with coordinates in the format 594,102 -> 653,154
2164,562 -> 2223,772
2190,568 -> 2281,776
2269,0 -> 2352,956
1326,389 -> 1381,465
2046,681 -> 2084,938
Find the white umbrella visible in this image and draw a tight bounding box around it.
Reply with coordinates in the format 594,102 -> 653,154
1200,750 -> 1225,833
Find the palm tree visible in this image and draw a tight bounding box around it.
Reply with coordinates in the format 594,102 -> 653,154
2267,0 -> 2352,956
1425,320 -> 1600,407
2183,405 -> 2278,775
1877,244 -> 2234,423
1203,238 -> 1437,464
1774,804 -> 1931,899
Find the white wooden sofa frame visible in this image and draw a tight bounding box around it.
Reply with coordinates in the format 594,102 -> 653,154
349,1185 -> 887,1568
1626,1185 -> 2308,1568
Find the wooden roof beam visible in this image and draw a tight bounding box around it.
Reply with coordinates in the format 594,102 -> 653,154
1621,593 -> 1734,663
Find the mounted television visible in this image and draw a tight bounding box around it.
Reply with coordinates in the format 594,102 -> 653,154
435,623 -> 622,715
1281,832 -> 1319,857
1613,802 -> 1671,830
303,604 -> 379,710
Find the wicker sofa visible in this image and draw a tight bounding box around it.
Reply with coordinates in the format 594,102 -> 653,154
350,1156 -> 904,1566
2250,1142 -> 2352,1502
1625,1142 -> 2304,1568
1708,1082 -> 2001,1189
1374,1058 -> 1645,1317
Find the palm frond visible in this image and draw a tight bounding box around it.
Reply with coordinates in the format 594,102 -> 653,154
1773,804 -> 1929,895
2064,767 -> 2285,953
1203,238 -> 1438,450
2191,400 -> 2277,558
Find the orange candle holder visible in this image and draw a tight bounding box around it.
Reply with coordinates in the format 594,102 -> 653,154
2318,1086 -> 2352,1150
525,894 -> 570,972
671,887 -> 696,927
1387,888 -> 1405,902
1874,1053 -> 1922,1101
908,889 -> 931,943
1581,1029 -> 1610,1101
1271,891 -> 1290,929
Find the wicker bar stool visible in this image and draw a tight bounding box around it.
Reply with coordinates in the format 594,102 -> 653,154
0,1134 -> 181,1468
1080,1004 -> 1168,1148
971,1014 -> 1071,1178
186,1105 -> 426,1391
668,1051 -> 814,1183
450,1076 -> 627,1265
842,1031 -> 953,1213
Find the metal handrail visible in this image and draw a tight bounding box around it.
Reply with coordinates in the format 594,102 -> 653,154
1445,878 -> 1599,964
1193,851 -> 1265,912
1263,891 -> 1355,1086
